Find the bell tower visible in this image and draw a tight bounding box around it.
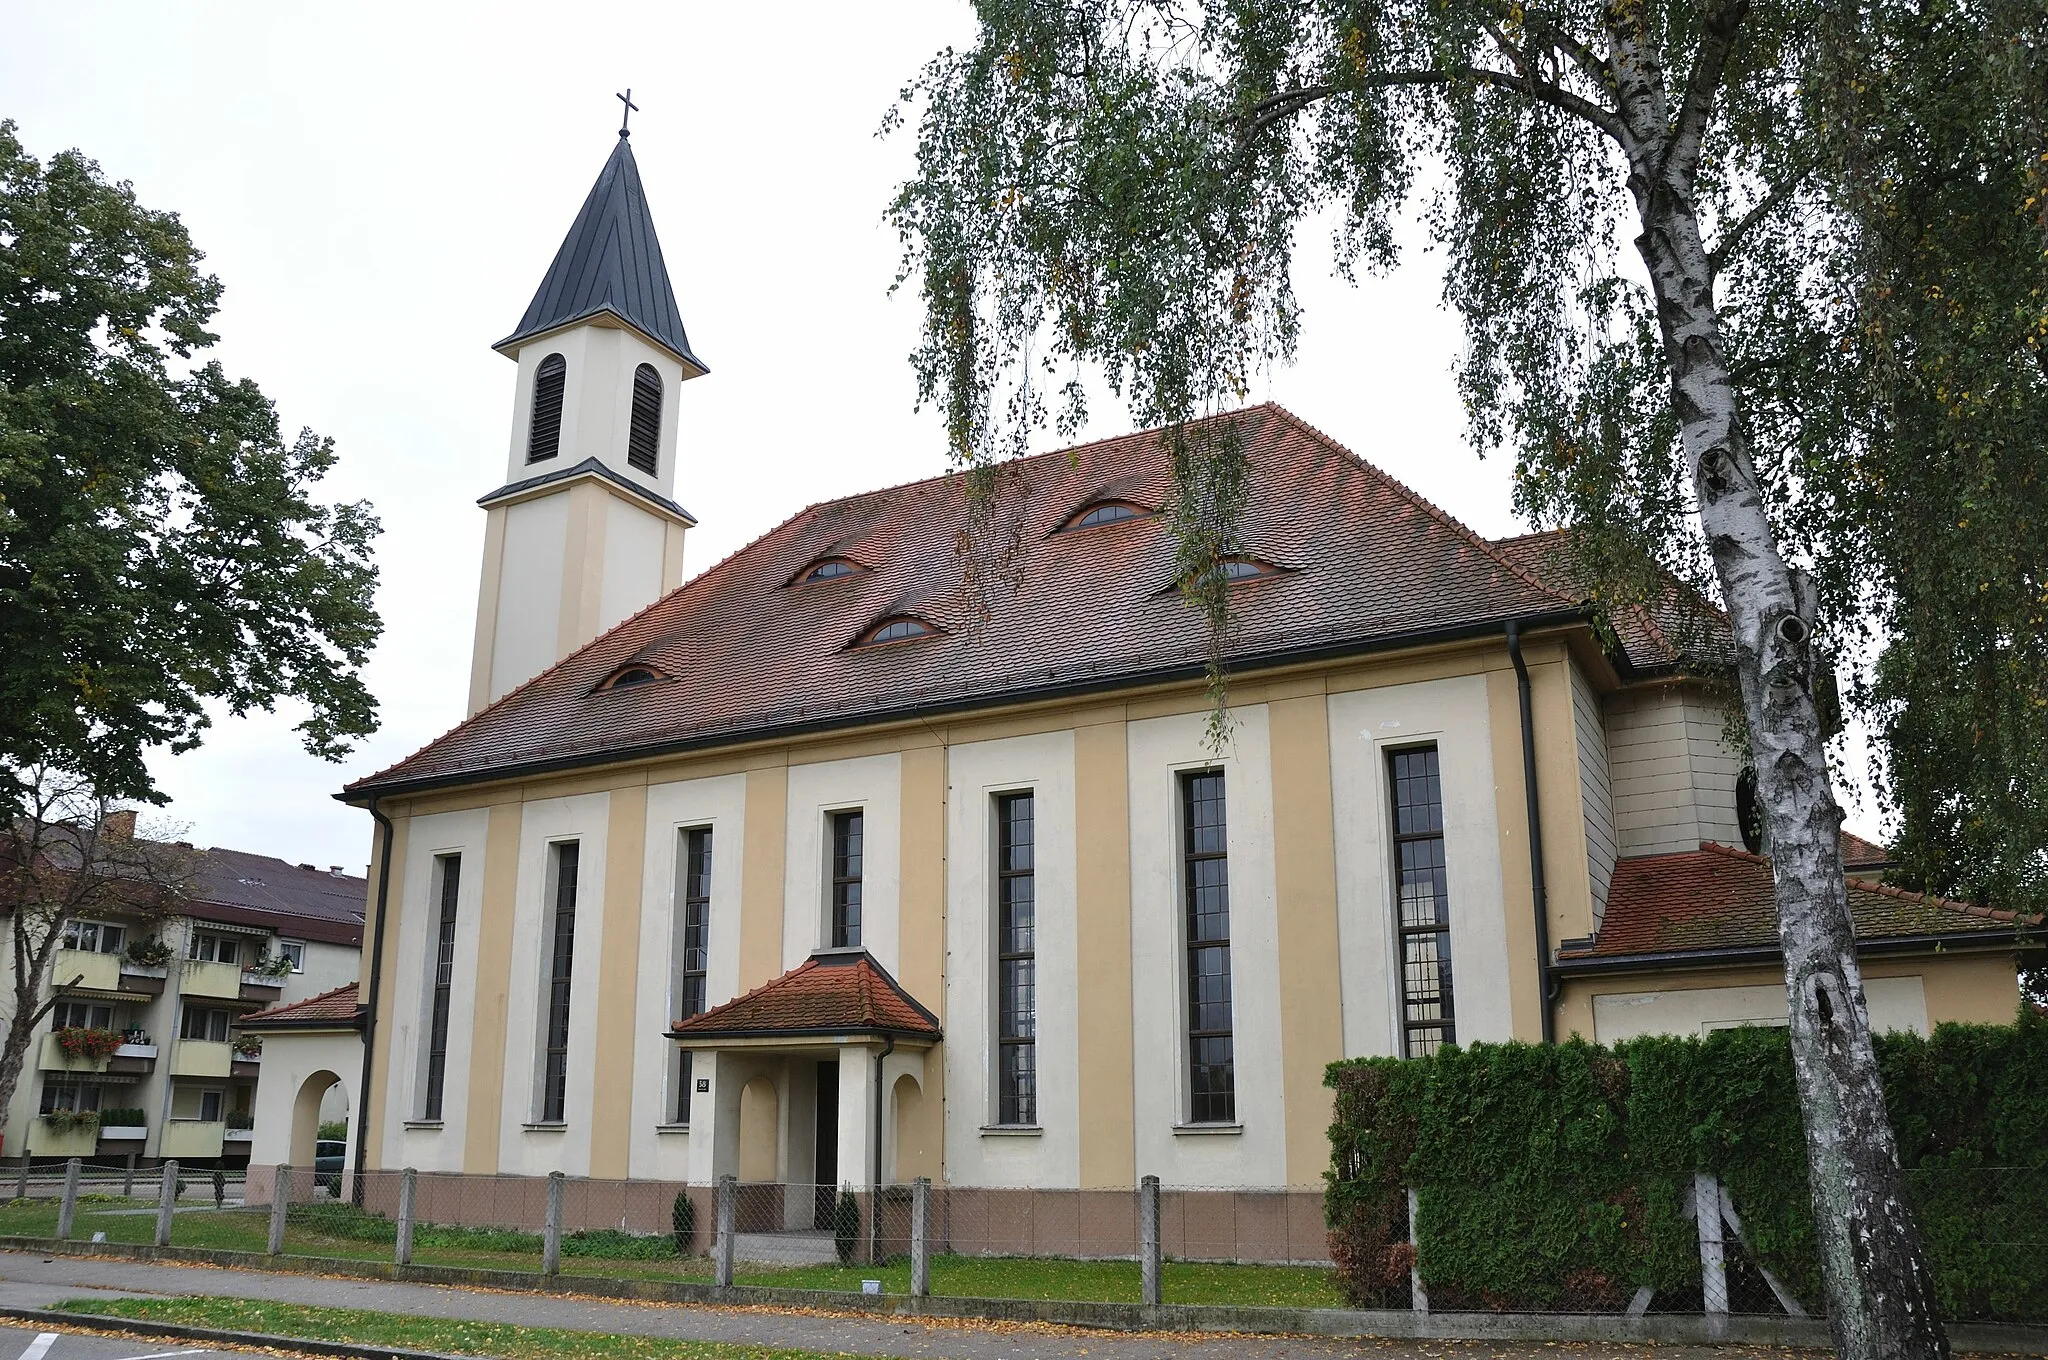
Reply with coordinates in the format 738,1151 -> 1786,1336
467,124 -> 708,714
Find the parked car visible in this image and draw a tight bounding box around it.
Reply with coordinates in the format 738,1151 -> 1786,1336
314,1139 -> 346,1196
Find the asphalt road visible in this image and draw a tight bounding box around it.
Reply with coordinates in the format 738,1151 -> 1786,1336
0,1251 -> 1829,1360
0,1323 -> 256,1360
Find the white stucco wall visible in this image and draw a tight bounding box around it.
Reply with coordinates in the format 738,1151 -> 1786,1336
497,792 -> 612,1177
381,808 -> 491,1173
1591,975 -> 1930,1041
501,324 -> 689,503
488,495 -> 570,704
782,755 -> 902,975
1606,684 -> 1744,856
1327,675 -> 1513,1059
600,496 -> 668,634
1127,706 -> 1289,1189
248,1029 -> 361,1172
628,772 -> 747,1181
942,731 -> 1080,1188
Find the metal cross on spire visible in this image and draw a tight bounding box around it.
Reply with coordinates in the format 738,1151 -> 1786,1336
616,88 -> 639,137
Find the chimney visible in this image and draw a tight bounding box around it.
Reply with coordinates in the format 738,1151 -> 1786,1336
329,865 -> 346,876
298,863 -> 315,872
99,810 -> 137,840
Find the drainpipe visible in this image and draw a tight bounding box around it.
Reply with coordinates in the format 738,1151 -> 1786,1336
1505,623 -> 1557,1044
352,799 -> 396,1204
870,1033 -> 894,1263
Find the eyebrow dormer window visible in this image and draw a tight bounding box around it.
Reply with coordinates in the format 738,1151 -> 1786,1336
1062,500 -> 1149,530
1219,558 -> 1274,581
857,616 -> 938,647
601,664 -> 667,690
797,558 -> 860,584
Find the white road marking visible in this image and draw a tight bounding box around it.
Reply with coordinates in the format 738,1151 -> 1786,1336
16,1335 -> 58,1360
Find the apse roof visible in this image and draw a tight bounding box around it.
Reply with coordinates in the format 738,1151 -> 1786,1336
497,133 -> 705,372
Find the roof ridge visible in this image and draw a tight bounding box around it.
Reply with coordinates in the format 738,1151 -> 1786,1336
242,979 -> 360,1023
1262,406 -> 1575,612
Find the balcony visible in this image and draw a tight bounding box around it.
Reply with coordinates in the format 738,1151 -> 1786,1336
159,1119 -> 225,1160
170,1039 -> 232,1079
117,963 -> 166,996
180,959 -> 243,1000
98,1122 -> 147,1143
38,1032 -> 108,1075
28,1118 -> 99,1158
53,948 -> 121,993
224,1125 -> 253,1144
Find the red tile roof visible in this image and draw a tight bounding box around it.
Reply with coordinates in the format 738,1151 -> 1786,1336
239,981 -> 363,1029
1489,529 -> 1731,672
669,951 -> 940,1040
1559,843 -> 2031,963
1839,829 -> 1892,869
347,405 -> 1583,795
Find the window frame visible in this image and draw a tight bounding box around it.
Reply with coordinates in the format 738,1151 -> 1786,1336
198,1088 -> 225,1123
993,791 -> 1038,1127
52,1001 -> 113,1031
536,841 -> 581,1124
673,826 -> 713,1125
40,1082 -> 101,1115
1060,499 -> 1151,531
1179,768 -> 1237,1126
277,939 -> 306,973
829,810 -> 864,949
186,931 -> 241,966
855,616 -> 939,647
179,1004 -> 231,1043
61,919 -> 125,954
421,854 -> 461,1122
1387,745 -> 1457,1058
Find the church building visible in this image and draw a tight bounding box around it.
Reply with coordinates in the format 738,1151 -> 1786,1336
332,127 -> 2034,1203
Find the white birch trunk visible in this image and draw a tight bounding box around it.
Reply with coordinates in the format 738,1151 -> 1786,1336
1604,7 -> 1950,1354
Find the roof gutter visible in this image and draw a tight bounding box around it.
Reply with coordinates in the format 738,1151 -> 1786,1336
1506,622 -> 1557,1044
342,608 -> 1594,804
352,798 -> 395,1205
1552,928 -> 2037,977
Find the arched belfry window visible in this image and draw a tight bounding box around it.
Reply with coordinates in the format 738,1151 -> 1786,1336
627,363 -> 663,475
527,353 -> 567,464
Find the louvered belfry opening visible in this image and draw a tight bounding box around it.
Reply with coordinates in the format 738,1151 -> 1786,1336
627,362 -> 663,474
527,353 -> 567,463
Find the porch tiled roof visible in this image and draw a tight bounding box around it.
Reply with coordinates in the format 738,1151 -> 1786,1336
1559,843 -> 2031,963
239,981 -> 363,1029
670,950 -> 940,1040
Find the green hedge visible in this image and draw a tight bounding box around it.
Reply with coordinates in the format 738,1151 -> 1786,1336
1324,1016 -> 2048,1320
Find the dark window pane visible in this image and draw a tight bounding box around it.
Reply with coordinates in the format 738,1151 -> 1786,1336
675,827 -> 713,1123
1389,748 -> 1456,1058
424,854 -> 461,1121
1181,771 -> 1235,1124
541,842 -> 579,1123
832,811 -> 864,948
996,792 -> 1037,1125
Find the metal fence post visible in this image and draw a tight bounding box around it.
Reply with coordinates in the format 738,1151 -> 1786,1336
13,1158 -> 27,1202
154,1160 -> 178,1247
1408,1186 -> 1428,1313
714,1175 -> 736,1288
396,1167 -> 417,1266
56,1158 -> 81,1239
542,1171 -> 565,1275
123,1152 -> 136,1199
268,1164 -> 291,1254
1139,1175 -> 1162,1309
910,1177 -> 930,1298
1695,1171 -> 1728,1318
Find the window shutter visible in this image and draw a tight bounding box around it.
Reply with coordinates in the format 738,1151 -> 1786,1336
627,363 -> 663,474
527,353 -> 567,463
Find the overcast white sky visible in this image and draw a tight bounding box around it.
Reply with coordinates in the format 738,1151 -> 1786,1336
2,3 -> 1879,870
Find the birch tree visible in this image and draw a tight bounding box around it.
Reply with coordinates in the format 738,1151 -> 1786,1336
886,0 -> 2042,1352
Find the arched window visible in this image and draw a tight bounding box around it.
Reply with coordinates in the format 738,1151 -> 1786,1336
795,557 -> 861,584
627,363 -> 663,475
527,354 -> 567,464
1061,500 -> 1149,531
856,616 -> 939,647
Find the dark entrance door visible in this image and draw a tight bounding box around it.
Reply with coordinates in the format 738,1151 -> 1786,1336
813,1059 -> 839,1228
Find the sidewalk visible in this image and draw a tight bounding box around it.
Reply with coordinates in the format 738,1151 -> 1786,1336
0,1251 -> 1799,1360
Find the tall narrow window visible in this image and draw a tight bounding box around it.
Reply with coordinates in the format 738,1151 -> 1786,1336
527,353 -> 567,463
1390,747 -> 1456,1056
539,841 -> 580,1122
1181,770 -> 1235,1124
995,793 -> 1037,1125
421,854 -> 461,1121
673,828 -> 712,1124
830,811 -> 863,948
627,363 -> 663,474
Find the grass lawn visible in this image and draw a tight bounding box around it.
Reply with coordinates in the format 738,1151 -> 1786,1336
53,1296 -> 835,1360
0,1195 -> 1341,1308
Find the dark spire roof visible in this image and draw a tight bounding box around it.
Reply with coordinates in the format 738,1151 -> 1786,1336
497,133 -> 706,372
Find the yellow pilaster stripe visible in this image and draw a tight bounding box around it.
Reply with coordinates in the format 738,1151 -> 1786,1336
1074,720 -> 1136,1188
588,785 -> 647,1179
463,800 -> 524,1172
1267,695 -> 1345,1186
